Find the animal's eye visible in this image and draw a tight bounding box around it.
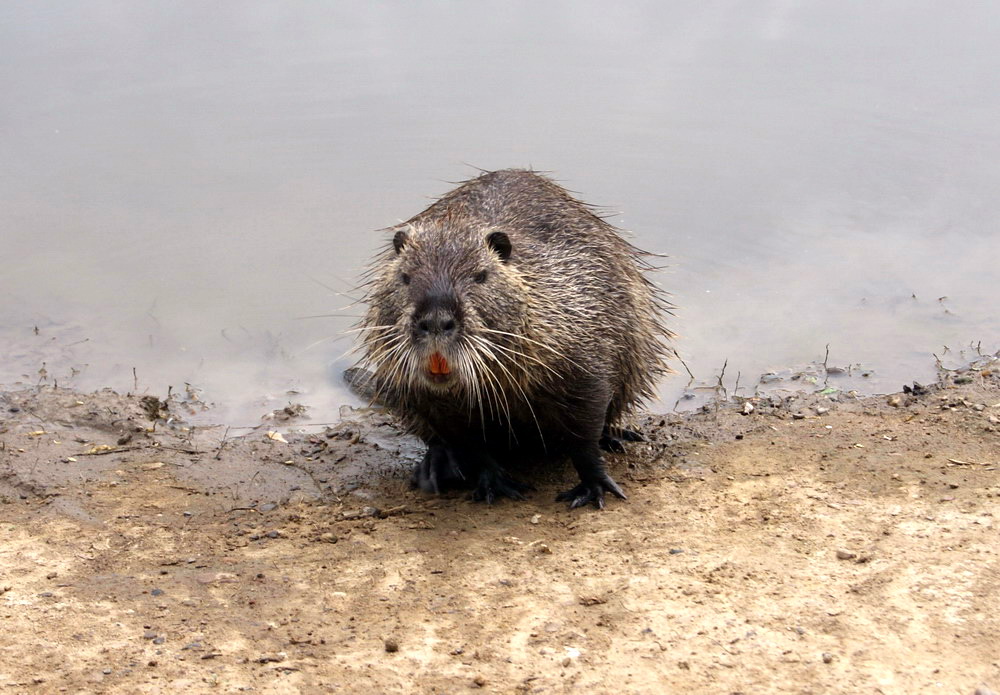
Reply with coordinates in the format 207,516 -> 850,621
473,270 -> 488,284
401,273 -> 411,285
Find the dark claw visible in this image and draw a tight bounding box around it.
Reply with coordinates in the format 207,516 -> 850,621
618,427 -> 645,442
600,426 -> 645,452
599,435 -> 626,454
556,474 -> 627,510
471,469 -> 532,504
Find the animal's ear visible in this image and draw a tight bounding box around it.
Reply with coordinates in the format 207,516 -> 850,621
392,230 -> 407,254
486,231 -> 512,262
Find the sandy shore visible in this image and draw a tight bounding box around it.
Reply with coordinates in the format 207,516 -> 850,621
1,356 -> 998,694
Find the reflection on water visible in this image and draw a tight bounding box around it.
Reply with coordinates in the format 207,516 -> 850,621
2,3 -> 998,422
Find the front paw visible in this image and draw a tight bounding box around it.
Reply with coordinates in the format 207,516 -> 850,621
471,468 -> 532,505
410,444 -> 465,494
556,473 -> 627,510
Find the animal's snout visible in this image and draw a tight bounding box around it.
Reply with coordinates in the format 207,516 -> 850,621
414,307 -> 457,337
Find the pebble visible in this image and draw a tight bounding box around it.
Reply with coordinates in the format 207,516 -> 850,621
143,630 -> 157,640
669,548 -> 684,555
265,530 -> 281,539
319,532 -> 338,544
150,588 -> 164,597
259,502 -> 278,512
473,676 -> 487,687
822,652 -> 834,664
792,412 -> 806,420
197,572 -> 239,585
836,550 -> 856,561
384,638 -> 399,653
814,406 -> 829,416
887,396 -> 902,408
152,637 -> 165,645
102,668 -> 112,675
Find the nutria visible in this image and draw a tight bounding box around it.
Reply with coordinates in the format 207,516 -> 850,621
352,169 -> 673,508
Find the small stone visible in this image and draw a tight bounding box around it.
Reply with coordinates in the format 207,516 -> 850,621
887,395 -> 902,407
259,502 -> 278,512
792,412 -> 806,420
197,572 -> 239,585
102,668 -> 112,675
265,530 -> 280,539
815,406 -> 829,415
384,638 -> 399,653
150,588 -> 164,597
530,514 -> 541,524
473,676 -> 487,687
669,548 -> 684,555
741,402 -> 754,415
319,532 -> 338,544
561,657 -> 571,667
152,636 -> 165,645
143,630 -> 157,640
836,550 -> 856,561
822,652 -> 834,664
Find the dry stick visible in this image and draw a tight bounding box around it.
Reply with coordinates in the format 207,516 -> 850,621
716,359 -> 728,399
822,344 -> 830,386
214,426 -> 231,461
133,367 -> 139,393
672,348 -> 695,382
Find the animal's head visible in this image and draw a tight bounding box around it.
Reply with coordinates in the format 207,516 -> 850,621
357,220 -> 532,402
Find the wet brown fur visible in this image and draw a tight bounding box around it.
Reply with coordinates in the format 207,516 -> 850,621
353,169 -> 673,506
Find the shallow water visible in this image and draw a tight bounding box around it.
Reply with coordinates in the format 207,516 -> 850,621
2,3 -> 998,423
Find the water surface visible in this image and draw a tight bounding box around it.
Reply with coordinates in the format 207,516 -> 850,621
2,2 -> 998,422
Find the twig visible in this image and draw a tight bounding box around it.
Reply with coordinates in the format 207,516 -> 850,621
716,359 -> 728,400
214,426 -> 231,460
823,344 -> 830,385
672,348 -> 695,382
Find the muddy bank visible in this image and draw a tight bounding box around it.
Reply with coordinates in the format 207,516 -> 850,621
1,356 -> 999,694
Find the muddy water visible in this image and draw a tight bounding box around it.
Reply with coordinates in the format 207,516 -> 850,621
2,3 -> 998,423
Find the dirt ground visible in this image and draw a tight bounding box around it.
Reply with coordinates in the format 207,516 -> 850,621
1,357 -> 999,695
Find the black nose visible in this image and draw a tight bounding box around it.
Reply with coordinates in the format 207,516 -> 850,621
414,308 -> 457,337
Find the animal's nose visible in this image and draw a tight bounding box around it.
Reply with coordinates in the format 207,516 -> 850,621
414,308 -> 457,337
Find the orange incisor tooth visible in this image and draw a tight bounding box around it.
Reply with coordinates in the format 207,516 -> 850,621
429,352 -> 450,375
